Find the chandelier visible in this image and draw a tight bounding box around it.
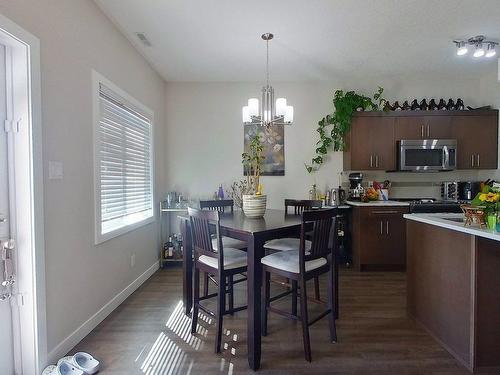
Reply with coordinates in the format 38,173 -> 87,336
453,35 -> 497,58
242,33 -> 294,126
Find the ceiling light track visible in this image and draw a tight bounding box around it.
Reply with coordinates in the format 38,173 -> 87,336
453,35 -> 497,58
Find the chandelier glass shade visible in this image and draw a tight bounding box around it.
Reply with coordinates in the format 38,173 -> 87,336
454,35 -> 497,59
242,33 -> 293,126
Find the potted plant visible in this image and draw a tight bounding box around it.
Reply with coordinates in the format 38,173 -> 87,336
241,134 -> 267,218
470,184 -> 500,230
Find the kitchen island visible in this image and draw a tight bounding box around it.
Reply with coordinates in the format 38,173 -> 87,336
405,213 -> 500,372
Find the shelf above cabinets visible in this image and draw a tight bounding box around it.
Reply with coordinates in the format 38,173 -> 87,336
343,110 -> 498,171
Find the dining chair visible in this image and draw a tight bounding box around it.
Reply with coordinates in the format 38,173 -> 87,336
264,199 -> 323,301
188,207 -> 248,353
260,208 -> 338,362
199,199 -> 247,303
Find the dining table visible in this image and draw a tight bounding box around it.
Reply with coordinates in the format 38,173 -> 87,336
178,208 -> 341,371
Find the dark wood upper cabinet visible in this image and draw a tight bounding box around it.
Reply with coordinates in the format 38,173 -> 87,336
344,115 -> 395,171
452,114 -> 498,169
344,110 -> 498,171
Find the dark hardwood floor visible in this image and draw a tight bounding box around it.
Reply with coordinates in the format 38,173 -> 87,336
69,267 -> 500,375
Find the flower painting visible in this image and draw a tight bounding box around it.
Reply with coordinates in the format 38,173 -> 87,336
244,125 -> 284,176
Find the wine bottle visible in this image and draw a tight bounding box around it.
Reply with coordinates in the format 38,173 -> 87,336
383,101 -> 392,112
410,99 -> 420,110
446,99 -> 455,110
401,101 -> 410,110
428,99 -> 438,110
167,236 -> 174,258
419,99 -> 428,110
391,101 -> 401,111
455,98 -> 465,110
437,99 -> 446,110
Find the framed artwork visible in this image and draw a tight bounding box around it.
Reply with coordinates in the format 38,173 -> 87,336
244,125 -> 285,176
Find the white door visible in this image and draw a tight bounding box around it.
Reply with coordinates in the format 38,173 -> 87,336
0,43 -> 15,375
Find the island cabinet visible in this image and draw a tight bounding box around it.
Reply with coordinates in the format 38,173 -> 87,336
343,110 -> 498,171
452,114 -> 498,169
351,205 -> 409,271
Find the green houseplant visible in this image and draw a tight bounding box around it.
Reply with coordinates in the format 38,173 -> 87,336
241,135 -> 267,218
305,87 -> 387,173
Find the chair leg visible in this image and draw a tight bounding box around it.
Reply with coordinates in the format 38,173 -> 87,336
314,276 -> 320,300
291,280 -> 298,317
327,268 -> 337,343
228,275 -> 234,315
299,277 -> 312,362
215,274 -> 225,353
203,272 -> 209,297
191,267 -> 200,334
261,271 -> 269,336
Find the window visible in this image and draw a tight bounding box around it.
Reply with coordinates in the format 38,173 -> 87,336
93,72 -> 154,243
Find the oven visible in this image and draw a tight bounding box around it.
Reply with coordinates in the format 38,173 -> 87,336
398,139 -> 457,171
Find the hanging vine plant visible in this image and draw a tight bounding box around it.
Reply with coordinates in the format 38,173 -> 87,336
305,87 -> 387,173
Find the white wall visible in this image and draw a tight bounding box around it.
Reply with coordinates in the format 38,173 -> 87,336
165,75 -> 498,207
0,0 -> 166,361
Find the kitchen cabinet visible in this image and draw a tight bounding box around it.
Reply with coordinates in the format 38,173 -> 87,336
452,114 -> 498,170
344,110 -> 498,171
344,116 -> 395,170
395,115 -> 452,140
351,206 -> 408,271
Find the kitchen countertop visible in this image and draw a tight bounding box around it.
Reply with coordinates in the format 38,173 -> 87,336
404,213 -> 500,242
346,200 -> 410,207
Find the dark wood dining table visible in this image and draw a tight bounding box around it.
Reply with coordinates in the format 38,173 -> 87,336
178,209 -> 340,371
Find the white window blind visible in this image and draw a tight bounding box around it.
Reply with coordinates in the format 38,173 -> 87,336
96,82 -> 153,240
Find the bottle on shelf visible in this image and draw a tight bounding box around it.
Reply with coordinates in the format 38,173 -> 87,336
437,98 -> 447,110
428,99 -> 438,110
419,99 -> 428,110
177,234 -> 184,257
163,241 -> 169,259
401,100 -> 410,110
446,98 -> 455,110
167,236 -> 174,258
410,99 -> 420,110
454,98 -> 465,110
391,101 -> 401,111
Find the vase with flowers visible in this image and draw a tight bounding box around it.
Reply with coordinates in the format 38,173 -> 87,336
241,134 -> 267,218
470,184 -> 500,230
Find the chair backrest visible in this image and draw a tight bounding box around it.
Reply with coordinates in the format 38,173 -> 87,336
284,199 -> 323,215
200,199 -> 234,214
300,208 -> 338,270
188,207 -> 223,268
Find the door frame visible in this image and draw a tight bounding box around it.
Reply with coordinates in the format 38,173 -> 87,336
0,14 -> 46,375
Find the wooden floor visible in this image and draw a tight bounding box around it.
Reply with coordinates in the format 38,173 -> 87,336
70,267 -> 500,375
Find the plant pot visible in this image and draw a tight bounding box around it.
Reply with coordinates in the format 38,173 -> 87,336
242,194 -> 267,218
486,214 -> 497,230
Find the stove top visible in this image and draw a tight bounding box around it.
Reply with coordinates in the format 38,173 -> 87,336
394,198 -> 465,213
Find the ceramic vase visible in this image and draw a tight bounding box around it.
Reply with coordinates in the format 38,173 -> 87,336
242,194 -> 267,218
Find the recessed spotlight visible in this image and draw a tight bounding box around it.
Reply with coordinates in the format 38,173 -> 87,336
485,43 -> 496,58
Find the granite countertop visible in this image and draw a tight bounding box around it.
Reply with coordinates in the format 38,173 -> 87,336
346,200 -> 410,207
404,213 -> 500,242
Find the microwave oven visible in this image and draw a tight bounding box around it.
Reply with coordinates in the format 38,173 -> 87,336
398,139 -> 457,171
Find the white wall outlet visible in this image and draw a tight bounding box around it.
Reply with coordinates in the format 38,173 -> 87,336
130,253 -> 136,268
48,161 -> 64,180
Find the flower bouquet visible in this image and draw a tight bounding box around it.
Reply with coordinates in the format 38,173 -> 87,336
469,182 -> 500,229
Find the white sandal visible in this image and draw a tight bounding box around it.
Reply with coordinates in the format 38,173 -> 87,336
54,359 -> 84,375
57,352 -> 100,375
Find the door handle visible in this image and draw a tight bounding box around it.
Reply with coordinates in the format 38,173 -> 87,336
471,154 -> 475,167
380,221 -> 383,235
375,155 -> 379,168
386,220 -> 389,235
427,125 -> 430,138
421,125 -> 424,138
370,155 -> 373,168
477,154 -> 480,167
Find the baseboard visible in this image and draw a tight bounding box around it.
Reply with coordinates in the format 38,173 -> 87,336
47,262 -> 159,363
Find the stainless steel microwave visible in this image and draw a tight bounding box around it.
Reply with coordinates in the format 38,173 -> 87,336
398,139 -> 457,171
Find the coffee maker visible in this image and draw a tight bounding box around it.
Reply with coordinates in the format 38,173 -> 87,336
348,172 -> 364,200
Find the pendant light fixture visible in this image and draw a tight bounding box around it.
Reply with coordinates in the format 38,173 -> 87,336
242,33 -> 293,126
453,35 -> 498,59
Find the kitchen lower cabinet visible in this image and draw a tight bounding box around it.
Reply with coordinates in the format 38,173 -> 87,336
452,114 -> 498,170
351,206 -> 409,271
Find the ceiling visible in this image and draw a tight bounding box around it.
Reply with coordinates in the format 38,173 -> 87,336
94,0 -> 500,82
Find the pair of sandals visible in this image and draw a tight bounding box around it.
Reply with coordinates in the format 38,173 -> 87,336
42,352 -> 100,375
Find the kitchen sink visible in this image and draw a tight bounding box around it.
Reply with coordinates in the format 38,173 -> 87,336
441,217 -> 465,223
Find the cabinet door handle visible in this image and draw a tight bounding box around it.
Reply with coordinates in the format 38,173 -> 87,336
471,154 -> 475,167
375,155 -> 379,168
421,125 -> 424,138
386,220 -> 389,235
370,155 -> 373,168
380,221 -> 383,235
427,125 -> 430,138
372,210 -> 400,214
477,154 -> 480,167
